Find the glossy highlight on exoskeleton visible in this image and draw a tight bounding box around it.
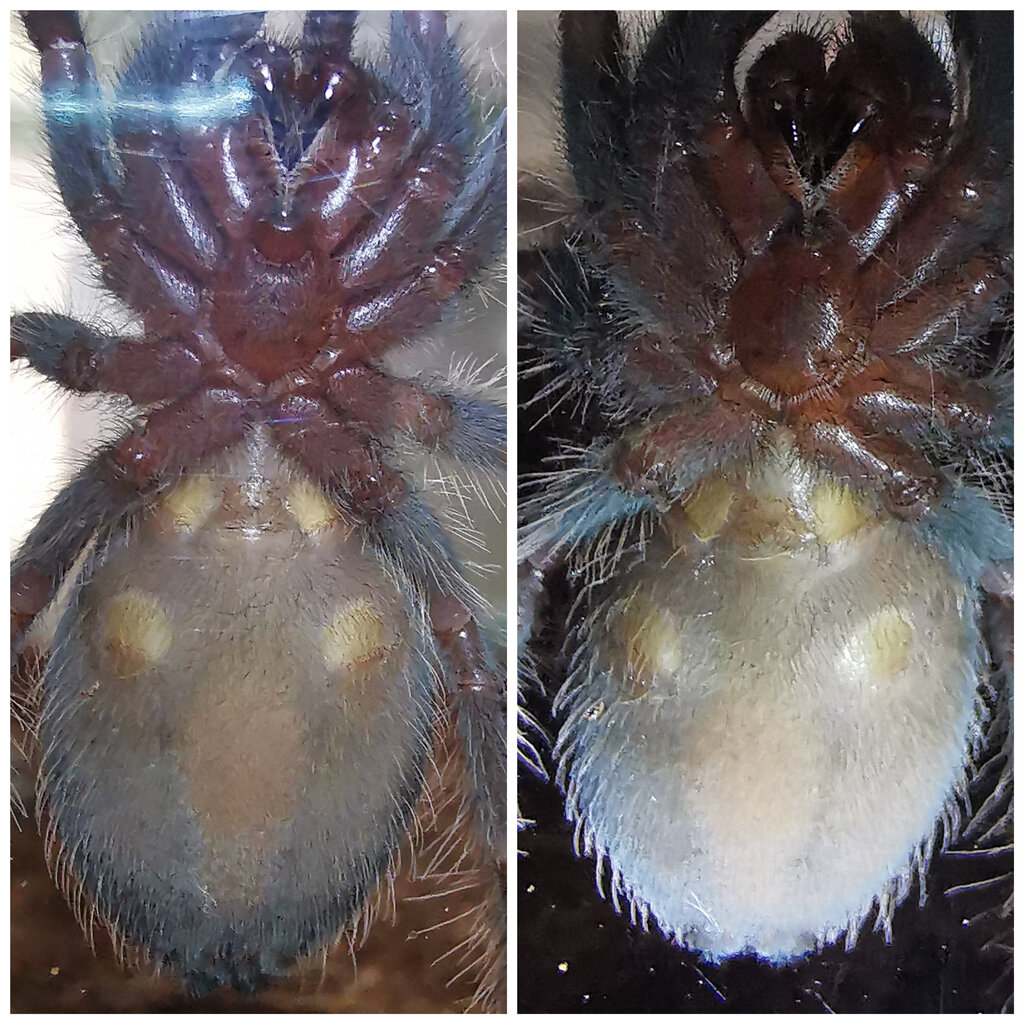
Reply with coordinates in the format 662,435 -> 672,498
11,10 -> 506,1003
519,11 -> 1011,1011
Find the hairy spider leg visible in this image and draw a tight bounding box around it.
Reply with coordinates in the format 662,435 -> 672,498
12,392 -> 250,660
11,312 -> 203,403
560,13 -> 759,336
371,494 -> 507,1000
856,13 -> 1013,310
12,447 -> 154,659
324,364 -> 505,471
26,12 -> 264,328
810,15 -> 959,260
22,13 -> 134,232
858,64 -> 1011,350
865,260 -> 1010,367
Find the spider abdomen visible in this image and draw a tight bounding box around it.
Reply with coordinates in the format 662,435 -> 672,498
558,438 -> 979,961
37,435 -> 434,993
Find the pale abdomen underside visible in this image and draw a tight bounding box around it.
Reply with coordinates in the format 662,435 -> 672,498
38,436 -> 434,986
559,447 -> 977,961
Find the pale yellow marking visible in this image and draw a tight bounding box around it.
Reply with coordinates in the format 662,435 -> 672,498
321,599 -> 392,669
161,475 -> 222,531
102,590 -> 174,678
865,607 -> 914,678
286,480 -> 337,534
809,481 -> 869,544
681,476 -> 735,541
618,598 -> 683,698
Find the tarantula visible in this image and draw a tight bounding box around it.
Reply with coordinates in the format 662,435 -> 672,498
520,11 -> 1011,1012
11,10 -> 506,1006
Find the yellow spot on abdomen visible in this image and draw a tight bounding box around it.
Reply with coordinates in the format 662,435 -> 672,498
617,598 -> 683,698
865,607 -> 914,678
161,475 -> 222,531
321,599 -> 393,670
286,480 -> 337,534
682,476 -> 735,541
809,481 -> 869,544
101,590 -> 174,678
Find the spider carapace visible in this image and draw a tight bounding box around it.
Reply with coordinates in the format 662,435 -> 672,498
12,10 -> 506,1001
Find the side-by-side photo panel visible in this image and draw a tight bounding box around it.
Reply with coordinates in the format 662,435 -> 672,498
518,10 -> 1012,1013
12,10 -> 506,1013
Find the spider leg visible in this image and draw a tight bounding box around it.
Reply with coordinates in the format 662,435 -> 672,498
377,502 -> 506,936
23,14 -> 263,327
848,357 -> 1004,443
290,12 -> 505,274
518,554 -> 556,663
334,115 -> 505,357
520,372 -> 754,561
324,364 -> 504,472
516,552 -> 561,782
386,12 -> 469,147
607,397 -> 760,502
111,387 -> 253,485
913,484 -> 1013,587
430,594 -> 505,858
440,395 -> 506,472
561,11 -> 768,214
333,11 -> 504,305
866,259 -> 1010,363
822,13 -> 960,262
118,11 -> 266,88
560,12 -> 760,331
13,389 -> 251,655
21,13 -> 122,230
796,419 -> 944,519
520,454 -> 653,563
11,312 -> 203,404
337,145 -> 467,293
857,13 -> 1012,306
431,595 -> 505,1007
369,494 -> 505,999
12,447 -> 149,659
979,563 -> 1013,683
105,17 -> 299,325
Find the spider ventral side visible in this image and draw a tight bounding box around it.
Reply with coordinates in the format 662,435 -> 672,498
519,10 -> 1012,1008
12,10 -> 506,1003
